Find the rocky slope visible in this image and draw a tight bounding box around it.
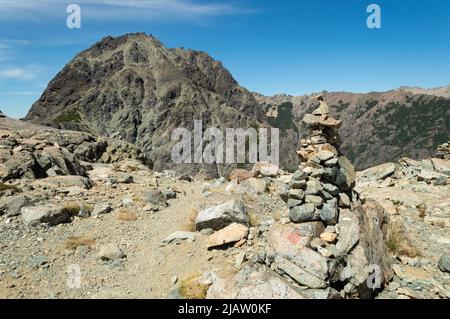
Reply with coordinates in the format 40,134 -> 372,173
254,89 -> 450,170
24,33 -> 299,175
2,109 -> 449,300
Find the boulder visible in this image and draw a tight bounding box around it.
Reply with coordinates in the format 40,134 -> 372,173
195,199 -> 248,231
21,205 -> 72,227
358,162 -> 396,182
320,198 -> 338,225
274,256 -> 328,289
229,169 -> 252,182
266,222 -> 324,258
98,244 -> 126,261
438,253 -> 450,273
144,190 -> 167,206
431,158 -> 450,176
206,267 -> 307,299
335,157 -> 355,191
206,223 -> 248,249
91,202 -> 113,217
0,194 -> 32,216
251,162 -> 279,177
303,114 -> 342,129
35,175 -> 93,189
289,204 -> 317,223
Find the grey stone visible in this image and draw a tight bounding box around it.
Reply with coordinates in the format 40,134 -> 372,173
195,199 -> 248,231
320,198 -> 338,225
289,204 -> 317,223
335,209 -> 360,257
98,244 -> 125,261
310,238 -> 327,250
305,180 -> 323,195
339,193 -> 351,208
117,174 -> 134,184
438,253 -> 450,273
335,157 -> 356,191
40,175 -> 93,189
358,162 -> 396,182
288,189 -> 304,200
274,256 -> 327,289
305,195 -> 323,207
91,202 -> 112,217
317,150 -> 335,162
323,183 -> 339,195
324,157 -> 338,167
31,255 -> 49,269
290,247 -> 330,280
0,195 -> 32,217
144,190 -> 167,206
161,231 -> 197,246
289,180 -> 307,190
200,228 -> 214,236
287,199 -> 303,208
163,189 -> 177,200
292,170 -> 307,181
21,205 -> 72,227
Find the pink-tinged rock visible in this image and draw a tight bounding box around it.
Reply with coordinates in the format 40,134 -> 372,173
206,223 -> 249,249
266,222 -> 324,259
229,169 -> 252,182
431,158 -> 450,176
320,232 -> 337,243
251,162 -> 279,177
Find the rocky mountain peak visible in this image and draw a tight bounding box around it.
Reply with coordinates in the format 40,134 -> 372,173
24,34 -> 269,175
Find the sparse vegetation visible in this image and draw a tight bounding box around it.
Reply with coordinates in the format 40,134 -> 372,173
117,210 -> 138,221
62,203 -> 81,216
249,212 -> 259,227
184,209 -> 199,232
386,220 -> 421,258
64,237 -> 95,251
53,109 -> 82,124
0,183 -> 21,194
179,273 -> 209,299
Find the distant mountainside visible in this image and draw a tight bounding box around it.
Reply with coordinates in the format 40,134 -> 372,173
395,85 -> 450,98
254,90 -> 450,169
25,33 -> 449,172
25,33 -> 299,175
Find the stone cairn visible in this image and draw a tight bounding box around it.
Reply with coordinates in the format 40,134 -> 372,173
287,94 -> 357,225
436,140 -> 450,160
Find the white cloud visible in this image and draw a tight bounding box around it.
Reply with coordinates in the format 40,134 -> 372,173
0,0 -> 247,20
0,39 -> 30,62
0,65 -> 40,80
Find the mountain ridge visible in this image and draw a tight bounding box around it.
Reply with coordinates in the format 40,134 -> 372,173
25,33 -> 450,172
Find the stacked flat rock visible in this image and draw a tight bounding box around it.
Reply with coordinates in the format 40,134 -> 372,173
287,95 -> 358,225
436,140 -> 450,159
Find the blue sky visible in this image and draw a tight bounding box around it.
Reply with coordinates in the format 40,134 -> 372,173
0,0 -> 449,118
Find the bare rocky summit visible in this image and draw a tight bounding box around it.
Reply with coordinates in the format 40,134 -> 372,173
24,33 -> 293,176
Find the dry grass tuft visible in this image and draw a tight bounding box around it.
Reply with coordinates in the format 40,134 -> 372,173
417,203 -> 427,219
63,202 -> 81,216
179,274 -> 209,299
0,183 -> 21,194
117,210 -> 138,221
248,212 -> 260,227
386,220 -> 421,258
64,237 -> 95,250
184,208 -> 199,232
